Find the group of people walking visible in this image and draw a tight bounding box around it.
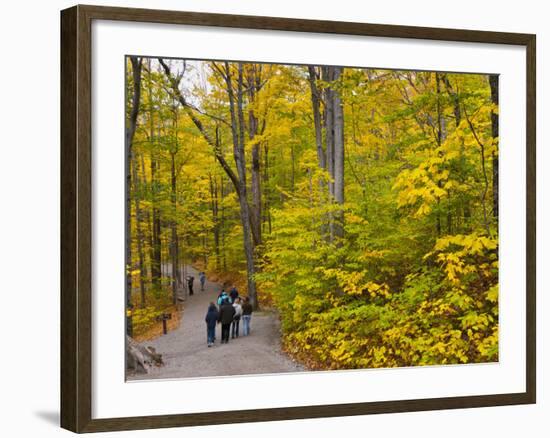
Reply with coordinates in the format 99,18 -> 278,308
205,286 -> 253,347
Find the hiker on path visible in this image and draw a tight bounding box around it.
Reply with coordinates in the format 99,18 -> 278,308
231,297 -> 243,339
204,302 -> 219,347
199,271 -> 206,291
229,286 -> 239,304
242,297 -> 253,336
218,298 -> 236,344
187,275 -> 195,296
217,289 -> 229,306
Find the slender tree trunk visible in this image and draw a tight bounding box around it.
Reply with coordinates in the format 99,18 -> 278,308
209,171 -> 220,271
169,104 -> 180,304
489,74 -> 499,221
220,175 -> 227,272
462,91 -> 491,236
435,72 -> 445,237
290,143 -> 296,192
139,153 -> 154,285
151,160 -> 162,288
322,67 -> 335,241
323,67 -> 335,199
170,151 -> 178,304
307,66 -> 326,170
131,152 -> 147,307
148,60 -> 162,289
126,56 -> 142,336
262,142 -> 272,235
442,74 -> 471,229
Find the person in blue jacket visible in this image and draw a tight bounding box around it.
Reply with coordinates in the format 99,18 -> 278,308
217,289 -> 229,306
204,302 -> 219,347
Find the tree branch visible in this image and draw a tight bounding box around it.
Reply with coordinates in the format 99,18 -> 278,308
158,58 -> 241,191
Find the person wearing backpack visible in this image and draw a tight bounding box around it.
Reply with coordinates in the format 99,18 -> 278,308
218,298 -> 235,344
217,289 -> 229,306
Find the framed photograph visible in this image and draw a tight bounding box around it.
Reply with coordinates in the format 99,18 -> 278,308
60,4 -> 536,433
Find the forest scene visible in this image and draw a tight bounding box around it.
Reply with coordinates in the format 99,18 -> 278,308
125,57 -> 499,379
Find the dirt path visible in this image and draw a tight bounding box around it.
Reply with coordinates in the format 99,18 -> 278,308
128,266 -> 304,380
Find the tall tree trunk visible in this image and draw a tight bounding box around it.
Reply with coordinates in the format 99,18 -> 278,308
435,72 -> 445,237
209,170 -> 220,271
307,66 -> 326,170
323,67 -> 335,199
220,175 -> 227,272
150,155 -> 162,288
139,153 -> 154,285
290,143 -> 296,192
126,56 -> 142,336
247,65 -> 262,247
489,74 -> 499,221
170,151 -> 178,304
170,105 -> 180,305
322,67 -> 335,241
148,60 -> 162,289
131,152 -> 146,307
332,67 -> 345,241
322,66 -> 345,242
232,62 -> 259,309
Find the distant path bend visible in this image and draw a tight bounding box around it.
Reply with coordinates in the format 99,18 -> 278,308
129,266 -> 304,380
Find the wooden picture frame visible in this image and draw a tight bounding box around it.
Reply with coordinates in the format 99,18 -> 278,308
60,4 -> 536,433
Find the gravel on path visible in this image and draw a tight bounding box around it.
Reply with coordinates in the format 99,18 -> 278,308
128,266 -> 304,380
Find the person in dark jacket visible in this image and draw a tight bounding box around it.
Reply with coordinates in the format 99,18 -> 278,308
229,286 -> 239,303
204,303 -> 219,347
241,297 -> 253,336
187,275 -> 195,296
218,299 -> 236,344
